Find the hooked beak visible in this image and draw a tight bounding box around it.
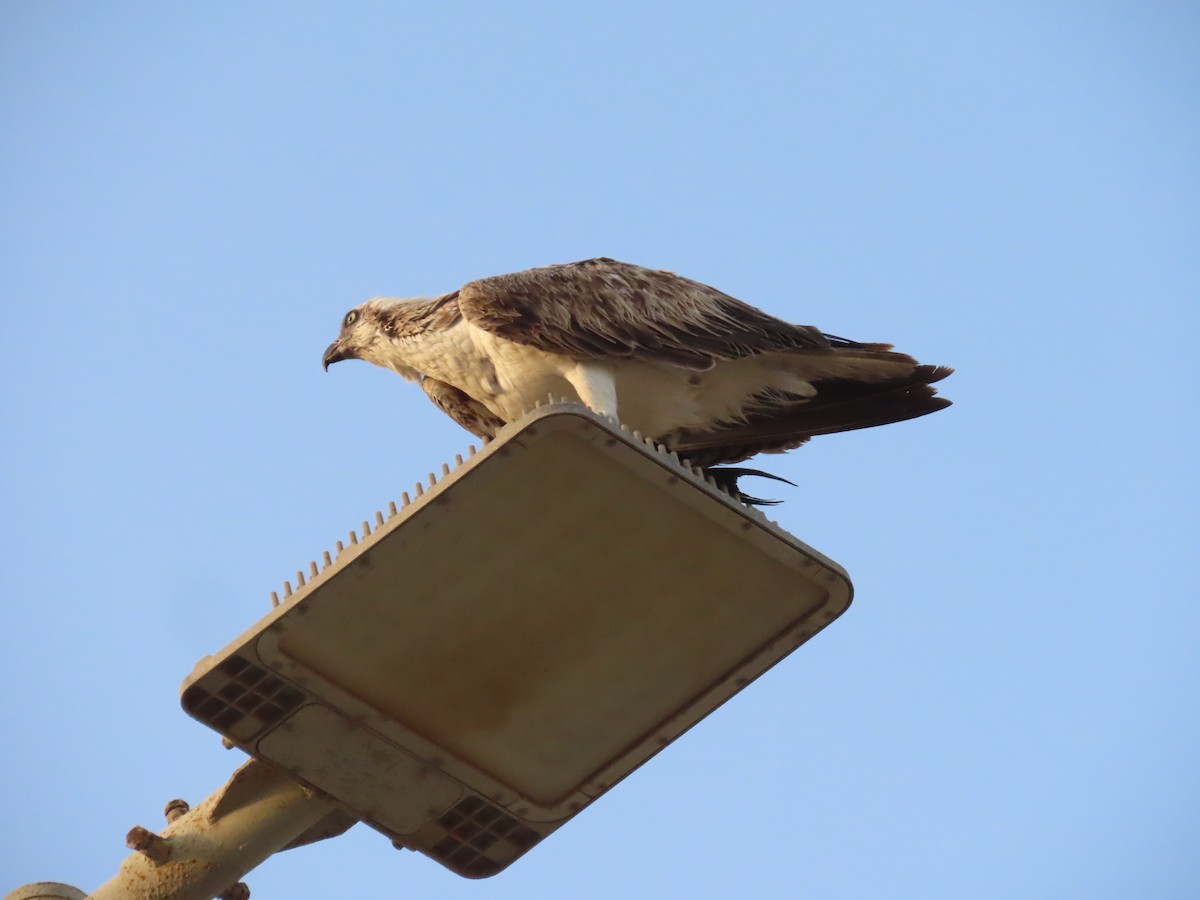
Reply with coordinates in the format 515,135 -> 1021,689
322,340 -> 354,371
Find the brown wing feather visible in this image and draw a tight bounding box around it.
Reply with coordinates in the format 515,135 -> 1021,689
458,258 -> 829,369
418,378 -> 505,439
669,364 -> 953,466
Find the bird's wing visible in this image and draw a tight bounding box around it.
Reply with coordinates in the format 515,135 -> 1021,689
457,258 -> 829,370
669,364 -> 954,466
418,377 -> 505,439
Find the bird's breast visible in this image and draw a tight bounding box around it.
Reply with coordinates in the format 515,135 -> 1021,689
462,327 -> 578,417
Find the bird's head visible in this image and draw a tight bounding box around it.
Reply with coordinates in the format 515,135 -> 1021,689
323,295 -> 459,381
322,299 -> 389,371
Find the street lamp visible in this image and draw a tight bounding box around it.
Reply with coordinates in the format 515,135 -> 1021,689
10,404 -> 852,898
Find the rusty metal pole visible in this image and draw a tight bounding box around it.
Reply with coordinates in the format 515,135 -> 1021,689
84,759 -> 336,900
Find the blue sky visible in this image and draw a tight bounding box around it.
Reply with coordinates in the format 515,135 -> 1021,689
2,2 -> 1197,897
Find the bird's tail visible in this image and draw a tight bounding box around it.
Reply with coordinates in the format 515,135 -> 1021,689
670,362 -> 953,467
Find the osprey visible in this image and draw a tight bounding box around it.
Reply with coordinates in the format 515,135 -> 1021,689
323,258 -> 951,494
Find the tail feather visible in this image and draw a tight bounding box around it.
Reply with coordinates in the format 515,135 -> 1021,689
671,363 -> 953,467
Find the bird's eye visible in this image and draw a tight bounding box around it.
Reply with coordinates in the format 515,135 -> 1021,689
344,310 -> 358,327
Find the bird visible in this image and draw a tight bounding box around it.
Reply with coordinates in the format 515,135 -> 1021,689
322,258 -> 951,501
